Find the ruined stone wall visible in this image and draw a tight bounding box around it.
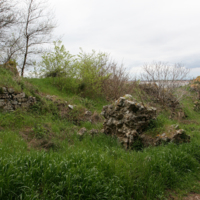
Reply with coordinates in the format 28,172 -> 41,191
101,96 -> 156,148
0,87 -> 36,111
101,95 -> 190,149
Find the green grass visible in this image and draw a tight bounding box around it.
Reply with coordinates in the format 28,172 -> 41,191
0,67 -> 22,92
1,75 -> 200,199
1,129 -> 200,199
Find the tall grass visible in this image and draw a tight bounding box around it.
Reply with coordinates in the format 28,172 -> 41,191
1,76 -> 200,199
0,130 -> 200,199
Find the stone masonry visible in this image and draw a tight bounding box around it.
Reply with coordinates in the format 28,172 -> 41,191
0,87 -> 36,111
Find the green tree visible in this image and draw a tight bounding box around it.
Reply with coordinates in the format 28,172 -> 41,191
75,48 -> 111,97
36,41 -> 78,92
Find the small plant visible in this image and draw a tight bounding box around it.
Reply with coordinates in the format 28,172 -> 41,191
32,123 -> 47,139
80,97 -> 96,109
131,138 -> 144,151
144,114 -> 167,137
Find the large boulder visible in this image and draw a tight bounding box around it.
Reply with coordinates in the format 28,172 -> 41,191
101,96 -> 156,149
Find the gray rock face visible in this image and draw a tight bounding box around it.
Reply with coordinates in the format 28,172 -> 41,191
101,97 -> 157,149
0,87 -> 36,111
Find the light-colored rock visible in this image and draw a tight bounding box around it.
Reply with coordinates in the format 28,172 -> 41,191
0,100 -> 5,107
68,105 -> 74,109
2,87 -> 7,93
8,88 -> 14,93
102,97 -> 157,149
11,100 -> 18,105
85,110 -> 92,117
78,127 -> 87,136
156,129 -> 190,144
89,129 -> 98,135
3,102 -> 13,111
171,124 -> 179,130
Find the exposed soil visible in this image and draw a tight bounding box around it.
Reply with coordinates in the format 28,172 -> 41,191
19,127 -> 58,151
169,193 -> 200,200
183,193 -> 200,200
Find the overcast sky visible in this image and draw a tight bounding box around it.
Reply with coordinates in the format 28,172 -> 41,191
49,0 -> 200,78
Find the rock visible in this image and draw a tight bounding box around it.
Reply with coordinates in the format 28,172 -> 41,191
21,103 -> 29,108
2,87 -> 7,93
124,94 -> 134,100
68,105 -> 74,109
102,96 -> 190,149
11,100 -> 18,105
0,94 -> 9,99
100,129 -> 104,133
156,129 -> 190,145
102,96 -> 156,149
0,100 -> 5,107
78,127 -> 87,136
91,112 -> 102,124
8,88 -> 14,94
0,87 -> 36,111
171,124 -> 179,130
3,102 -> 13,111
89,129 -> 99,135
85,110 -> 92,117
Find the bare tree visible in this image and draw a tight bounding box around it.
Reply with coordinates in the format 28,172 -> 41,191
141,62 -> 190,104
0,0 -> 16,39
0,0 -> 20,63
20,0 -> 56,77
103,62 -> 134,100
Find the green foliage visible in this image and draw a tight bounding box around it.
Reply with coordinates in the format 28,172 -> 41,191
144,114 -> 175,137
35,41 -> 79,93
0,131 -> 200,199
35,42 -> 112,97
32,123 -> 47,139
79,97 -> 96,109
39,41 -> 75,78
2,68 -> 200,199
0,67 -> 21,91
75,48 -> 111,97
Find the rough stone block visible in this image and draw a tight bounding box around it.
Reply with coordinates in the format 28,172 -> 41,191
102,95 -> 157,149
0,101 -> 5,107
11,100 -> 18,105
21,103 -> 29,108
8,88 -> 14,93
2,87 -> 7,93
0,94 -> 9,99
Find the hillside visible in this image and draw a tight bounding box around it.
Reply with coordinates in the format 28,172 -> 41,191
1,66 -> 200,199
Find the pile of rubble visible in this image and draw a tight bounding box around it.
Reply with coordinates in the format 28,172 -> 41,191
101,95 -> 190,149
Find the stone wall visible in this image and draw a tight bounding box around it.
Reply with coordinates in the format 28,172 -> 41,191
101,96 -> 157,149
0,87 -> 36,111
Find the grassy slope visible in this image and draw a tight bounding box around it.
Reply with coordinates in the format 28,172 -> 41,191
0,76 -> 200,199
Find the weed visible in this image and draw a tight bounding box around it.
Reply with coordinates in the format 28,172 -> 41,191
32,123 -> 47,139
79,97 -> 96,109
